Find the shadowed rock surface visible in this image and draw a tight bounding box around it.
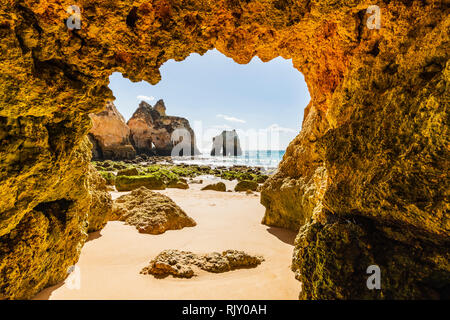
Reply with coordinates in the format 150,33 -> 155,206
86,166 -> 113,233
0,1 -> 448,299
89,102 -> 136,160
235,180 -> 258,192
111,187 -> 196,235
211,130 -> 243,156
141,249 -> 264,278
201,182 -> 226,192
128,100 -> 200,156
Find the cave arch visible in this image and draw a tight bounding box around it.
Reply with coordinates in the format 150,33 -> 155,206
0,1 -> 448,299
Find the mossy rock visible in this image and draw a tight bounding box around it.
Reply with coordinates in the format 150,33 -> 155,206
112,162 -> 128,170
115,175 -> 166,191
117,167 -> 139,176
167,180 -> 189,189
234,180 -> 258,192
99,171 -> 116,186
201,182 -> 226,192
256,175 -> 269,183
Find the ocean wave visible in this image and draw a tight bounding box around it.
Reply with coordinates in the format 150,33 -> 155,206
172,150 -> 285,169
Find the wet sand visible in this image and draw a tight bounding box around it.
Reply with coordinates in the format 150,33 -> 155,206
34,177 -> 300,300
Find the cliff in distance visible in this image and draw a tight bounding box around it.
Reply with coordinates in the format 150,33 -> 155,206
89,101 -> 136,160
88,99 -> 200,159
128,100 -> 201,157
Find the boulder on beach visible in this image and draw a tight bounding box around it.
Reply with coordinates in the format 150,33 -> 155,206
167,179 -> 189,189
115,175 -> 166,191
234,180 -> 258,192
201,182 -> 226,192
111,187 -> 196,234
141,249 -> 264,278
117,167 -> 139,176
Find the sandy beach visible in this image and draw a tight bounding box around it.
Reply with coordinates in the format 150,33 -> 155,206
34,176 -> 300,300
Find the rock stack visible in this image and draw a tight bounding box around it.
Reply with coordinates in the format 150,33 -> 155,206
88,100 -> 200,159
88,102 -> 136,160
128,100 -> 201,157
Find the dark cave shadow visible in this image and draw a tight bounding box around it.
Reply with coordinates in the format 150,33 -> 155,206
266,227 -> 297,246
86,230 -> 102,242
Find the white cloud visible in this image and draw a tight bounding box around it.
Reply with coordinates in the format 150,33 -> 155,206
137,95 -> 155,103
266,124 -> 297,133
216,114 -> 246,124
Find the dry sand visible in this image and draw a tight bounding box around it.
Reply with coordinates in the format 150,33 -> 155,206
34,176 -> 300,300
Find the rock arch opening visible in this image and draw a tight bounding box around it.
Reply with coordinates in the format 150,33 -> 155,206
96,49 -> 309,167
0,1 -> 448,300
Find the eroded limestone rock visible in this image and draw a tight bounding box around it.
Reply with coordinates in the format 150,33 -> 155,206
141,249 -> 264,278
201,182 -> 226,192
111,187 -> 196,234
87,165 -> 113,233
89,102 -> 136,160
235,180 -> 258,192
0,138 -> 112,299
128,100 -> 200,156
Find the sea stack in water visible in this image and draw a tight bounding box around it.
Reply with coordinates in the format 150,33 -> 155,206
211,130 -> 242,157
89,102 -> 136,160
128,100 -> 201,156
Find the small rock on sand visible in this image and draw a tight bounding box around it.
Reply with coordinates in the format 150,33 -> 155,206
141,249 -> 264,278
234,180 -> 258,192
201,182 -> 226,192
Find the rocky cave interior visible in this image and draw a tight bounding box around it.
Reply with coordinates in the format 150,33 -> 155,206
0,1 -> 448,300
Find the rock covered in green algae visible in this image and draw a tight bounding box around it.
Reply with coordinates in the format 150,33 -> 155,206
115,175 -> 166,191
141,249 -> 264,278
292,218 -> 450,300
201,182 -> 227,192
234,180 -> 259,192
117,167 -> 139,176
111,187 -> 196,235
99,171 -> 116,186
167,179 -> 189,190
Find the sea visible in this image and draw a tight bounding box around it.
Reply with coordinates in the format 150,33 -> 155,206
172,150 -> 285,171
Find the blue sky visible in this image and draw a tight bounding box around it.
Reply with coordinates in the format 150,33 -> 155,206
108,49 -> 310,151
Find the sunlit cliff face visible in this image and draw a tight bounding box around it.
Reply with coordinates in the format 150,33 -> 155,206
0,1 -> 449,299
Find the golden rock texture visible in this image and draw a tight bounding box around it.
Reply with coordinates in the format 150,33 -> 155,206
111,187 -> 196,234
0,0 -> 448,299
141,249 -> 264,278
